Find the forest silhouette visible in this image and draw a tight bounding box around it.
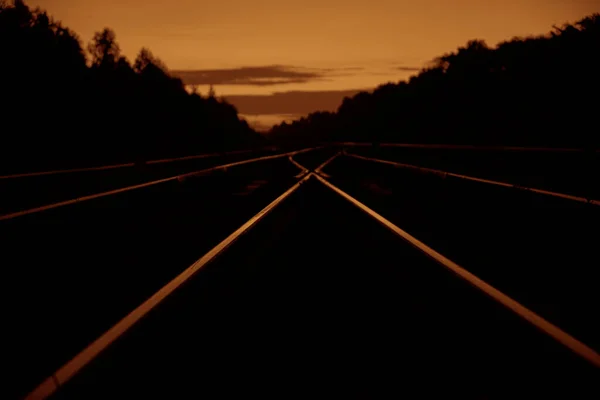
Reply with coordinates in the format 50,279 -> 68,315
269,13 -> 600,150
2,1 -> 598,175
0,0 -> 262,174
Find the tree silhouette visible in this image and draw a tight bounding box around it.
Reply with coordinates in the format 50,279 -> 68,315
88,28 -> 120,69
134,48 -> 168,75
0,0 -> 261,174
270,13 -> 600,149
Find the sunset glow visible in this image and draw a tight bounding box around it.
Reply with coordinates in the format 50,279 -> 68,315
30,0 -> 600,129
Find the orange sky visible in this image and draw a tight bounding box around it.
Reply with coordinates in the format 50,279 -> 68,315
30,0 -> 600,129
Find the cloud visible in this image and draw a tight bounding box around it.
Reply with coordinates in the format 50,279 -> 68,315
338,66 -> 366,71
396,66 -> 421,71
172,65 -> 371,86
173,63 -> 420,87
172,65 -> 329,86
224,89 -> 369,116
173,62 -> 421,128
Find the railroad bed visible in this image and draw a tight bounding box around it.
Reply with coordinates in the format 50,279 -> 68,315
2,148 -> 598,399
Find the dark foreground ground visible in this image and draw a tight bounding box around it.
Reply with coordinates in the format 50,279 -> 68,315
2,149 -> 333,399
51,178 -> 596,399
0,147 -> 292,216
325,155 -> 600,351
350,146 -> 600,200
2,147 -> 598,398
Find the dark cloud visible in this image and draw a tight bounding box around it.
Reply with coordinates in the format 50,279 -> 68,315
172,65 -> 327,86
320,66 -> 366,73
173,64 -> 418,86
339,66 -> 366,71
397,66 -> 421,71
224,89 -> 369,115
171,65 -> 370,86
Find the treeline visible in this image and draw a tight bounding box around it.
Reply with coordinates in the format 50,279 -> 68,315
0,0 -> 261,173
270,14 -> 600,149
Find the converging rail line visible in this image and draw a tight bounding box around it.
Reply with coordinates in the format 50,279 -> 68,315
0,149 -> 272,180
24,154 -> 600,400
0,148 -> 319,221
334,142 -> 599,153
346,152 -> 600,206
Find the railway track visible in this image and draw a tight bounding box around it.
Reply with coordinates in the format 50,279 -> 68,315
2,148 -> 598,399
